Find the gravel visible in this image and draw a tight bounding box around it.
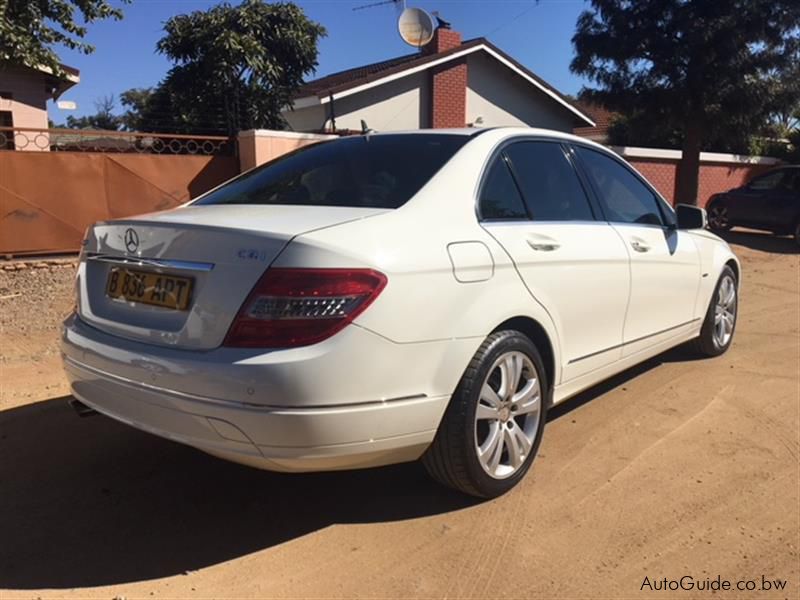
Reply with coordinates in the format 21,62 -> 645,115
0,260 -> 78,363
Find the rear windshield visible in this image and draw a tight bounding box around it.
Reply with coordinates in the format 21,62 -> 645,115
194,134 -> 470,209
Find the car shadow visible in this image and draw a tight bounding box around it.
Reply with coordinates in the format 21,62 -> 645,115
0,397 -> 476,590
0,345 -> 697,590
547,345 -> 692,421
717,229 -> 799,254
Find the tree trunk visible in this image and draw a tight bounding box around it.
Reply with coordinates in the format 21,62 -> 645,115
675,120 -> 703,206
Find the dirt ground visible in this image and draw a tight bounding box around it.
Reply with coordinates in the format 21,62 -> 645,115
1,229 -> 798,600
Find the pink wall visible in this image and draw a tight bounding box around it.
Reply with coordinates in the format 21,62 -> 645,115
238,130 -> 337,172
0,66 -> 53,151
0,67 -> 49,128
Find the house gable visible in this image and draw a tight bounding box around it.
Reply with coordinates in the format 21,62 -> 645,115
466,51 -> 576,131
284,71 -> 431,132
283,35 -> 593,133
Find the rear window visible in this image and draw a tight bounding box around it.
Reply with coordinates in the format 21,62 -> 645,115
194,134 -> 470,209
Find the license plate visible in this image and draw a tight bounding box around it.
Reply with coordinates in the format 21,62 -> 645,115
105,267 -> 193,310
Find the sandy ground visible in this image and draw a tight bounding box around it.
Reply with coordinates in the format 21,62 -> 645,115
1,229 -> 798,600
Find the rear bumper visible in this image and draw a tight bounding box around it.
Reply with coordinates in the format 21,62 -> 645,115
61,315 -> 475,472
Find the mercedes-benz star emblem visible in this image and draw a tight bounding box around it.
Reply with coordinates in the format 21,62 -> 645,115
124,228 -> 139,253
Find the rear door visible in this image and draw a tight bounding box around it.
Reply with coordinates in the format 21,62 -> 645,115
572,145 -> 700,357
479,140 -> 631,382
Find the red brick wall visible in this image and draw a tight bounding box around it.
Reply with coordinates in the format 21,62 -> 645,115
695,163 -> 773,206
628,159 -> 677,203
427,28 -> 462,54
431,58 -> 467,128
627,158 -> 774,207
427,28 -> 467,129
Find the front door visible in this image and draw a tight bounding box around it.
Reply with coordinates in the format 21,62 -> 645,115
761,169 -> 800,231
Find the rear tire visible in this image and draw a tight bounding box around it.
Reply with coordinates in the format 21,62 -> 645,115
794,221 -> 800,248
422,330 -> 548,498
691,266 -> 738,357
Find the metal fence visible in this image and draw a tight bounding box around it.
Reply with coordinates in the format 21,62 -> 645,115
0,127 -> 235,155
0,132 -> 241,256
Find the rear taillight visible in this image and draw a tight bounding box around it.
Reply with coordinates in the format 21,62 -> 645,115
223,268 -> 387,348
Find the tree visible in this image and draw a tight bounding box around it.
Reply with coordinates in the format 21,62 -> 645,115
119,88 -> 154,131
137,0 -> 326,135
767,60 -> 800,139
571,1 -> 800,204
65,95 -> 122,130
0,0 -> 126,77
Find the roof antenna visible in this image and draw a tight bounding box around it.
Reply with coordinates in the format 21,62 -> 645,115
361,119 -> 375,135
431,11 -> 451,29
352,0 -> 403,12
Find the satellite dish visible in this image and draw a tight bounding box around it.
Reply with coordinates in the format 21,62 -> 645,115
398,7 -> 435,48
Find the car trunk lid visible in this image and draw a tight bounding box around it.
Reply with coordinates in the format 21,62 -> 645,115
77,204 -> 388,350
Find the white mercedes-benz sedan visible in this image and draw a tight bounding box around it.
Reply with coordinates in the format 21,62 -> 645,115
62,128 -> 739,498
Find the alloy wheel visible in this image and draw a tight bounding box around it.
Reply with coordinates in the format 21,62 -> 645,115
713,274 -> 736,348
474,351 -> 542,479
708,204 -> 729,230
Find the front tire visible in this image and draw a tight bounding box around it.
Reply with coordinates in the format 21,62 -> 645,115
707,201 -> 731,231
422,330 -> 548,498
691,266 -> 738,357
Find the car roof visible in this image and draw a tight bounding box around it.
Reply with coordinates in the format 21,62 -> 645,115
367,126 -> 610,151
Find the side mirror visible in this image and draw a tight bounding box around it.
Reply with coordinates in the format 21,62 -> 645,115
675,204 -> 707,230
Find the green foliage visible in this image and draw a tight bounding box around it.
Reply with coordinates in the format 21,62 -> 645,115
753,131 -> 800,164
119,87 -> 153,131
607,111 -> 760,155
65,94 -> 122,130
0,0 -> 126,76
787,131 -> 800,164
137,0 -> 326,134
572,0 -> 799,135
765,60 -> 800,139
572,0 -> 800,201
606,110 -> 682,150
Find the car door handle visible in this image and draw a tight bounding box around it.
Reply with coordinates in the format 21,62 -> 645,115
630,239 -> 650,253
527,240 -> 560,252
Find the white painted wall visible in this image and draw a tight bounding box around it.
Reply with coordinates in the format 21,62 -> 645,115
283,72 -> 430,133
465,53 -> 575,132
282,103 -> 327,132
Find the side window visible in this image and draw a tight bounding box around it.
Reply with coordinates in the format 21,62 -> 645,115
504,142 -> 595,221
748,171 -> 785,191
575,146 -> 664,226
479,155 -> 528,220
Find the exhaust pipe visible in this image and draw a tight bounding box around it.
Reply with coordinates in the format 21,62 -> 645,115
69,398 -> 99,418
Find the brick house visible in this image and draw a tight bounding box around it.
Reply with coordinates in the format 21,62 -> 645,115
282,27 -> 594,134
573,101 -> 617,143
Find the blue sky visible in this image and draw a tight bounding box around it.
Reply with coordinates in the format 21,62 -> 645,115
51,0 -> 592,119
